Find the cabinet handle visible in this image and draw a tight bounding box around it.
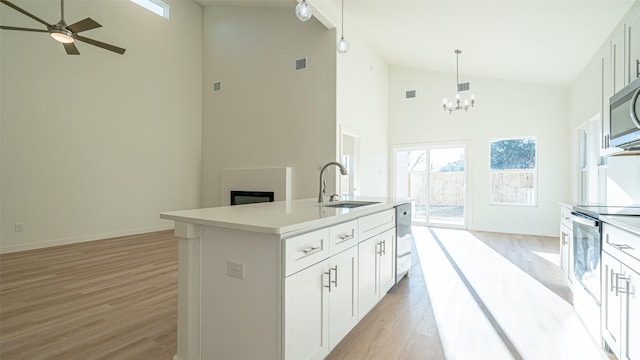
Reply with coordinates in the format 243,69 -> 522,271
636,59 -> 639,78
337,233 -> 354,244
302,246 -> 320,255
376,241 -> 383,256
611,269 -> 618,293
382,240 -> 386,256
331,265 -> 338,288
616,275 -> 634,296
324,268 -> 332,292
610,242 -> 634,251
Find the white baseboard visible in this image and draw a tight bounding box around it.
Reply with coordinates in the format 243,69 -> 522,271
0,224 -> 174,254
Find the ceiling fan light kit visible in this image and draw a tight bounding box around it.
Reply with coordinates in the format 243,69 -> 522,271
0,0 -> 126,55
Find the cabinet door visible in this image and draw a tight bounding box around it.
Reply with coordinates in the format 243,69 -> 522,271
612,26 -> 626,92
621,265 -> 639,360
629,13 -> 640,82
560,227 -> 571,276
601,251 -> 622,358
602,46 -> 613,150
283,260 -> 329,360
358,235 -> 380,319
378,228 -> 396,295
328,246 -> 358,350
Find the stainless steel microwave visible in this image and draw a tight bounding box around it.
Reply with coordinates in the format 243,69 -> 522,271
609,77 -> 640,150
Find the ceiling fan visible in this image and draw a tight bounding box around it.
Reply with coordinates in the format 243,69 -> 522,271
0,0 -> 125,55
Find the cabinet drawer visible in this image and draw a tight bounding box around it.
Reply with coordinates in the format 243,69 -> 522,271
603,223 -> 640,271
560,206 -> 573,228
284,228 -> 330,277
329,220 -> 358,256
359,209 -> 395,240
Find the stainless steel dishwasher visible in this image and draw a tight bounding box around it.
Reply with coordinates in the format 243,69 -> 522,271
396,203 -> 413,282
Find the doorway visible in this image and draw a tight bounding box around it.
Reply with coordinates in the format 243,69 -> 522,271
340,126 -> 361,197
392,143 -> 468,228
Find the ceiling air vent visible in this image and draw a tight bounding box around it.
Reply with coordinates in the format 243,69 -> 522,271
213,81 -> 221,92
405,90 -> 416,99
296,57 -> 307,71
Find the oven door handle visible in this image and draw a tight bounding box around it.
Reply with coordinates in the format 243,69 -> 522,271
571,212 -> 600,228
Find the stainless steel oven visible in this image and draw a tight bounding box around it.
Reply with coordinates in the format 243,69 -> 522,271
572,210 -> 602,304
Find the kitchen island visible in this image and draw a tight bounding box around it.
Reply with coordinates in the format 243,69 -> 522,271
160,197 -> 411,360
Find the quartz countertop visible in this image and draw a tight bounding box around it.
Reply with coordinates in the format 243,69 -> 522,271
601,215 -> 640,235
160,196 -> 412,236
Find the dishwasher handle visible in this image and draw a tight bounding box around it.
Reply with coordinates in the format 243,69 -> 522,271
571,212 -> 600,228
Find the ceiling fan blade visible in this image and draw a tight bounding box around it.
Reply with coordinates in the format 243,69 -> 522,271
63,42 -> 80,55
66,17 -> 101,34
0,25 -> 48,33
1,0 -> 52,28
76,35 -> 125,55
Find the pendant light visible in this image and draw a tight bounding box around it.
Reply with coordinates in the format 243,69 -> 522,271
443,50 -> 475,113
336,0 -> 349,53
295,0 -> 312,22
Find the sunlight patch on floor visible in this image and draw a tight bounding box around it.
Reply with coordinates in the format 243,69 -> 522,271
414,226 -> 608,360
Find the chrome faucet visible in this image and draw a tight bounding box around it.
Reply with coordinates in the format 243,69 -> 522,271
318,161 -> 348,203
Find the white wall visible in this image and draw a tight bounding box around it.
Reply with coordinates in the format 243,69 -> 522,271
337,26 -> 389,197
568,1 -> 640,205
389,66 -> 568,237
0,0 -> 203,253
201,6 -> 337,207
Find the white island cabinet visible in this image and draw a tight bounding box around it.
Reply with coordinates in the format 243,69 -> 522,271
160,197 -> 411,360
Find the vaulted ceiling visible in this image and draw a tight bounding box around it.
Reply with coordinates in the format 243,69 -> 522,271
194,0 -> 636,87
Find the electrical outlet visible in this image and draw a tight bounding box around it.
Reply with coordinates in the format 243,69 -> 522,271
227,261 -> 245,280
15,223 -> 23,232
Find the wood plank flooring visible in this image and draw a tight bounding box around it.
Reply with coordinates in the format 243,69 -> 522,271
0,231 -> 178,360
0,227 -> 606,360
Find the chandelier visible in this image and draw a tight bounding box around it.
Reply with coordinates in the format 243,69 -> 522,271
443,50 -> 475,114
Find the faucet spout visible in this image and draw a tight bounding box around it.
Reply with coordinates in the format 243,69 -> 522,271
318,161 -> 348,203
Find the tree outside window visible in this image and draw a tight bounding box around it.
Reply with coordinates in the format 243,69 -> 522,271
490,137 -> 537,206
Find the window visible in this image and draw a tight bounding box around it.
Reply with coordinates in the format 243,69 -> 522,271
130,0 -> 170,19
490,137 -> 537,206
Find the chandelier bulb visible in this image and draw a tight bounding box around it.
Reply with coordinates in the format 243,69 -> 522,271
295,0 -> 312,22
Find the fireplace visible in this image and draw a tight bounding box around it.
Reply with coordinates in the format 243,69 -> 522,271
230,190 -> 274,206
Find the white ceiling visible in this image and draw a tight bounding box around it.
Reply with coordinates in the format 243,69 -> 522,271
194,0 -> 636,87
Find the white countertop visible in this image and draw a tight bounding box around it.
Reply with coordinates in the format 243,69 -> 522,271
601,215 -> 640,235
160,196 -> 412,236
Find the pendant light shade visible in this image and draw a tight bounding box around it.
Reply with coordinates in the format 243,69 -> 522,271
337,36 -> 349,53
295,0 -> 312,22
337,0 -> 348,53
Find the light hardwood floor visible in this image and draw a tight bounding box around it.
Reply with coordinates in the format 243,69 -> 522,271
0,231 -> 178,359
0,227 -> 605,359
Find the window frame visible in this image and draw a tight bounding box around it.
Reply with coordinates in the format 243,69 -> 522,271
489,136 -> 538,207
130,0 -> 170,19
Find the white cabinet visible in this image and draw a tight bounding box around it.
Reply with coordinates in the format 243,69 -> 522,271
602,45 -> 613,150
612,26 -> 626,93
358,228 -> 396,318
283,245 -> 359,360
284,258 -> 330,360
559,205 -> 573,281
601,223 -> 640,360
629,12 -> 640,82
282,219 -> 362,360
328,245 -> 359,349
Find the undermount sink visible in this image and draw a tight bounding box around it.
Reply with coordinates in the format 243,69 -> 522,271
319,201 -> 380,208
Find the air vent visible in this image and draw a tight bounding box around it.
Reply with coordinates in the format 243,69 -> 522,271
213,81 -> 221,92
405,90 -> 416,99
458,82 -> 470,92
295,57 -> 307,70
